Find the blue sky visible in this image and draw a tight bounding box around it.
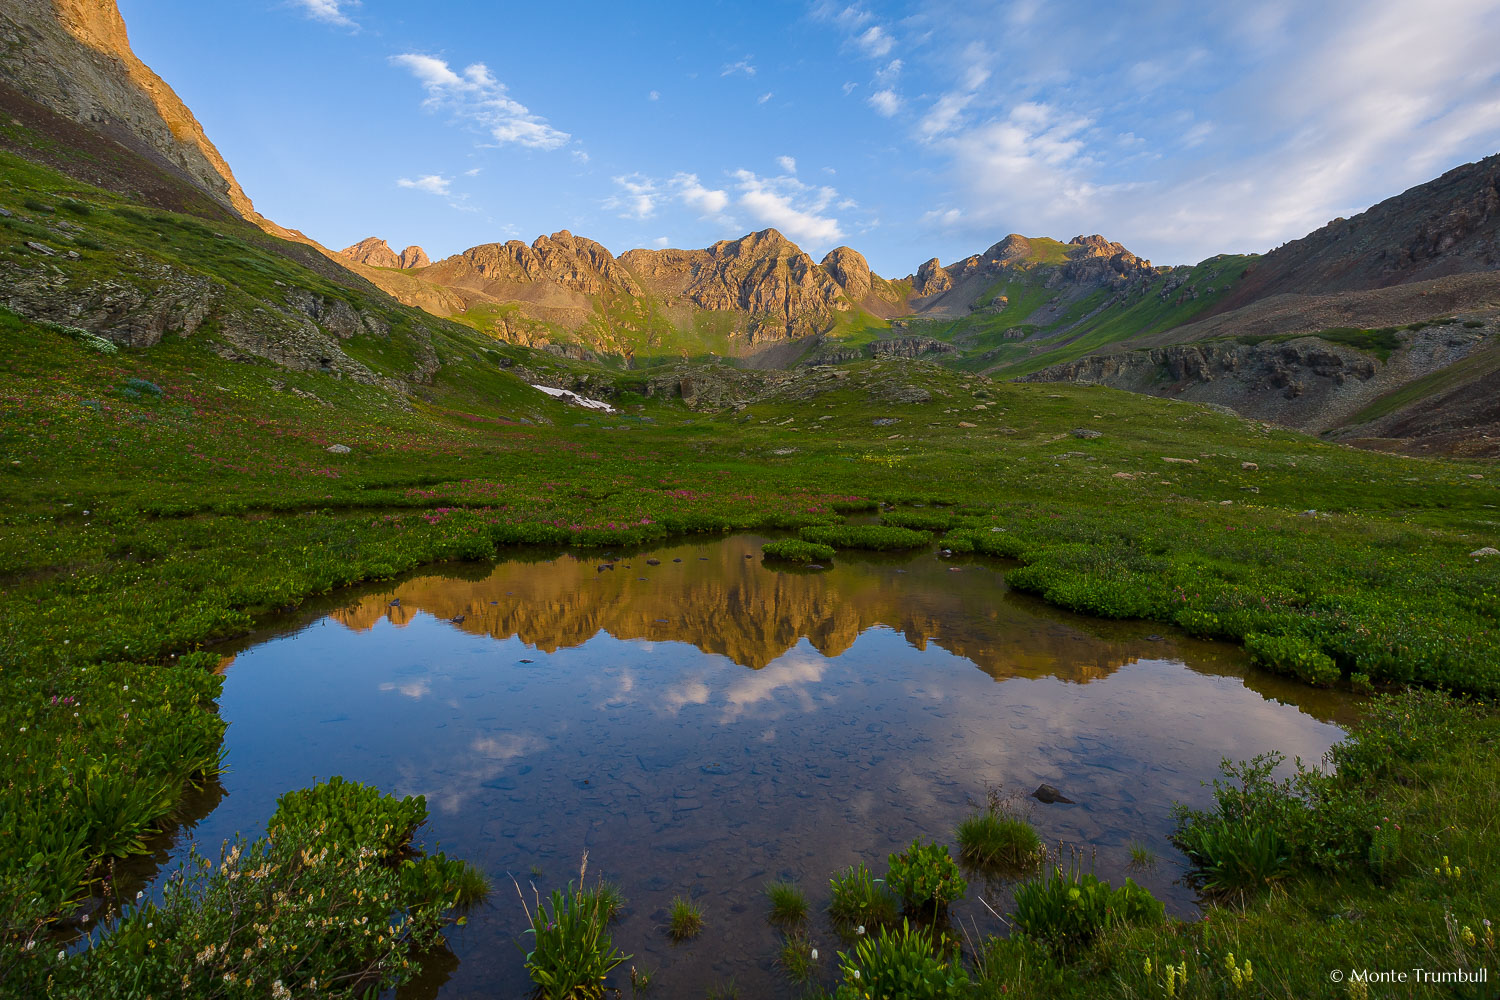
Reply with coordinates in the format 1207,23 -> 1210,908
118,0 -> 1500,276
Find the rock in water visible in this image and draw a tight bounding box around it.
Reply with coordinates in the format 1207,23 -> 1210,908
1031,783 -> 1074,804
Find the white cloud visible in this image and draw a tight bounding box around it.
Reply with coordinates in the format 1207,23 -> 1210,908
606,174 -> 657,219
462,167 -> 482,177
868,89 -> 902,117
291,0 -> 359,28
919,91 -> 974,139
649,90 -> 661,101
856,25 -> 894,58
672,173 -> 731,218
777,155 -> 797,174
651,236 -> 671,248
391,53 -> 570,151
758,91 -> 774,104
722,58 -> 757,77
732,168 -> 845,246
397,174 -> 452,196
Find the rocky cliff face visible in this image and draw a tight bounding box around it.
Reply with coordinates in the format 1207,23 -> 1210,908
621,229 -> 869,341
0,0 -> 259,220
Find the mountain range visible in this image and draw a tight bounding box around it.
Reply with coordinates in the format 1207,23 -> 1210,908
0,0 -> 1495,454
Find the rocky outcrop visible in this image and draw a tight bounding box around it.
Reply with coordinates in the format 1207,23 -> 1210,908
398,245 -> 430,269
1022,323 -> 1491,437
914,257 -> 953,296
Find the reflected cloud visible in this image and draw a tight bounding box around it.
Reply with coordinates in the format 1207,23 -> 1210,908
378,679 -> 432,700
720,652 -> 826,722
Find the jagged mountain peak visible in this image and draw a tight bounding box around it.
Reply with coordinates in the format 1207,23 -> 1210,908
339,238 -> 429,270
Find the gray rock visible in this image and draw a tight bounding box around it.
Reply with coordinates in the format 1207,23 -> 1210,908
25,241 -> 57,256
0,206 -> 11,217
872,417 -> 901,426
1071,428 -> 1103,439
325,444 -> 351,454
1470,547 -> 1499,558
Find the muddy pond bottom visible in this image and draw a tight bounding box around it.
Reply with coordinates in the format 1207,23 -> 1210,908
165,535 -> 1358,998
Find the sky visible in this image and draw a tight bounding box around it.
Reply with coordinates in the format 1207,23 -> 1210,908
117,0 -> 1500,276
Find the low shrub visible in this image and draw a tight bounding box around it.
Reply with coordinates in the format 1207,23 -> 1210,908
887,838 -> 967,917
268,775 -> 426,856
1173,817 -> 1291,896
828,861 -> 900,931
834,919 -> 969,999
800,524 -> 931,551
881,509 -> 959,532
762,539 -> 836,564
1244,632 -> 1341,685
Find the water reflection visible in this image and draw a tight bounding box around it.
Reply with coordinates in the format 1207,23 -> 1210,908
177,536 -> 1356,999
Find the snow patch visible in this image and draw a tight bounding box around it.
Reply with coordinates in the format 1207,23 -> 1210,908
531,384 -> 615,412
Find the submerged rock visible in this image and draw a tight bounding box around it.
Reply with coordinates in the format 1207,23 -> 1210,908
1031,783 -> 1074,805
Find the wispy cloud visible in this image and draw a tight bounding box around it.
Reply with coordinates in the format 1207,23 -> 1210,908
777,155 -> 797,174
606,173 -> 657,220
290,0 -> 359,28
722,58 -> 757,77
868,88 -> 902,117
732,168 -> 845,246
391,53 -> 570,151
397,174 -> 453,196
758,91 -> 774,104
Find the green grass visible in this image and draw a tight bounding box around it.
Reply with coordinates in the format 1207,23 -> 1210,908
828,862 -> 900,931
1234,325 -> 1406,362
764,880 -> 810,926
666,896 -> 704,942
955,805 -> 1043,871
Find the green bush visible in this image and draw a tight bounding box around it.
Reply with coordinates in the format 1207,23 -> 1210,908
835,919 -> 969,999
800,524 -> 931,551
1173,817 -> 1291,896
1244,632 -> 1341,685
762,538 -> 836,564
1012,863 -> 1165,952
269,776 -> 426,857
887,839 -> 967,916
828,861 -> 900,931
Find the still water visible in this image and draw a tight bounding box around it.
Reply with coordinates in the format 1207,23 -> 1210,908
157,535 -> 1358,997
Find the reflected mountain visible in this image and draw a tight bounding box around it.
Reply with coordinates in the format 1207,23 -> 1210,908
323,536 -> 1240,683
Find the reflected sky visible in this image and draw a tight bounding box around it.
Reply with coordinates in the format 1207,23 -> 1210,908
166,536 -> 1357,999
